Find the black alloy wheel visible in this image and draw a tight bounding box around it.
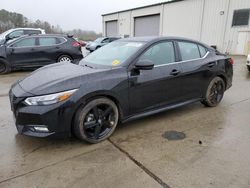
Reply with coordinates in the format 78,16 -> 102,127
74,98 -> 119,143
202,77 -> 225,107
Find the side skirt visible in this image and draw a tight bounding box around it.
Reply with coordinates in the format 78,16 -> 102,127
122,98 -> 202,123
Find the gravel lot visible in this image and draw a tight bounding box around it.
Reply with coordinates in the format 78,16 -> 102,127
0,56 -> 250,188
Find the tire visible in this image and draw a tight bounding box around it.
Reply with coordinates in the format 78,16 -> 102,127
73,97 -> 119,144
201,77 -> 225,107
0,58 -> 11,74
95,46 -> 101,50
247,66 -> 250,72
57,55 -> 72,62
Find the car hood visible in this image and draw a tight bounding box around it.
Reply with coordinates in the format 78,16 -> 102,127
18,62 -> 104,96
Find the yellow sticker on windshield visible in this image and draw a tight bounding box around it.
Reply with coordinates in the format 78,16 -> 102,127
112,60 -> 120,66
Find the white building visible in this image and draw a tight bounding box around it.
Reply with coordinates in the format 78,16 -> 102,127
102,0 -> 250,55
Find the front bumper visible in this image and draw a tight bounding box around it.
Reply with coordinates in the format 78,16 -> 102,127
86,45 -> 96,51
9,84 -> 76,138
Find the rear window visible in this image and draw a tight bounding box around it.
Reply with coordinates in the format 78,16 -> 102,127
39,37 -> 57,46
57,37 -> 66,43
178,41 -> 200,61
198,45 -> 207,57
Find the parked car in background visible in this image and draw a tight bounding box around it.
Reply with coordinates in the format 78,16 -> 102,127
9,37 -> 233,143
85,37 -> 120,52
0,28 -> 45,45
247,52 -> 250,72
0,34 -> 83,74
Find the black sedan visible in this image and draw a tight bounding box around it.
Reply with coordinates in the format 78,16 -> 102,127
9,37 -> 233,143
0,34 -> 83,74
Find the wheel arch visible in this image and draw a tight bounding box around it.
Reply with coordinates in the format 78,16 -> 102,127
217,74 -> 227,89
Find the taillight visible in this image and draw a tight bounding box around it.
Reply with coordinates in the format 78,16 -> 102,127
72,42 -> 80,47
228,58 -> 234,65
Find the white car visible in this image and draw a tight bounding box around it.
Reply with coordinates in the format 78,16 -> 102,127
0,28 -> 45,45
247,53 -> 250,72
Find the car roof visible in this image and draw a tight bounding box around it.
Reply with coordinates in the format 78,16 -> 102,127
119,36 -> 213,49
6,34 -> 68,44
6,28 -> 44,33
13,34 -> 67,39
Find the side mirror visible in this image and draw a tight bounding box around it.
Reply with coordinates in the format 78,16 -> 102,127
135,60 -> 154,70
5,35 -> 11,41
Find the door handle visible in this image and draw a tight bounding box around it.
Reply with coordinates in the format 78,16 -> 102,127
208,62 -> 216,68
170,69 -> 180,76
30,48 -> 35,51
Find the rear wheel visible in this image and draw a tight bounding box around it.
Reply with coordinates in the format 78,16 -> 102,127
201,77 -> 225,107
0,58 -> 11,74
73,98 -> 119,144
57,55 -> 72,62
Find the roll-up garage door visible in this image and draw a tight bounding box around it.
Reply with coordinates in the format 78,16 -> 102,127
106,20 -> 118,37
134,14 -> 160,37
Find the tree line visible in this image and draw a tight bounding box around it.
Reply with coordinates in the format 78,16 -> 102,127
0,9 -> 102,41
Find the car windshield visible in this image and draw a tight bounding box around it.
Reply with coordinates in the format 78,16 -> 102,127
94,38 -> 104,43
0,30 -> 11,39
80,41 -> 145,67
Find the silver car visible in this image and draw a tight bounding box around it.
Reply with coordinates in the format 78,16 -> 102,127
85,37 -> 120,52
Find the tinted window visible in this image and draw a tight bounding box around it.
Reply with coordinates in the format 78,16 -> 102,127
198,45 -> 207,57
39,37 -> 57,46
178,42 -> 200,61
8,30 -> 24,38
232,9 -> 250,26
57,37 -> 66,43
13,38 -> 36,47
24,30 -> 41,35
139,42 -> 175,65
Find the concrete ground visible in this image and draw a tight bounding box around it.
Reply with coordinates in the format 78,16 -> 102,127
0,56 -> 250,188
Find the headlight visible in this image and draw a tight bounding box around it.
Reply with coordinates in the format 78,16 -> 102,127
24,89 -> 78,106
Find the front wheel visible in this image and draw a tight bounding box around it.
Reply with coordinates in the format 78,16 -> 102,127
247,65 -> 250,72
201,77 -> 225,107
73,98 -> 119,143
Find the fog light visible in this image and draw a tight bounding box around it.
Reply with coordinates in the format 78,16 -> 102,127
34,126 -> 49,132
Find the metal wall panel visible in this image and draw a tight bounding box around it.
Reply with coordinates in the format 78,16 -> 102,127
162,0 -> 203,40
200,0 -> 228,51
134,14 -> 160,36
106,20 -> 118,37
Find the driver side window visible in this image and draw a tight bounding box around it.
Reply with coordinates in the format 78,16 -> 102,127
139,42 -> 175,66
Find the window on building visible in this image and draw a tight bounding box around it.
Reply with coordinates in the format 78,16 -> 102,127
232,9 -> 250,26
178,42 -> 200,61
139,42 -> 175,65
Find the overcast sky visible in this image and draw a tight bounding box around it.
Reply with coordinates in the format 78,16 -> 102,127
1,0 -> 167,32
